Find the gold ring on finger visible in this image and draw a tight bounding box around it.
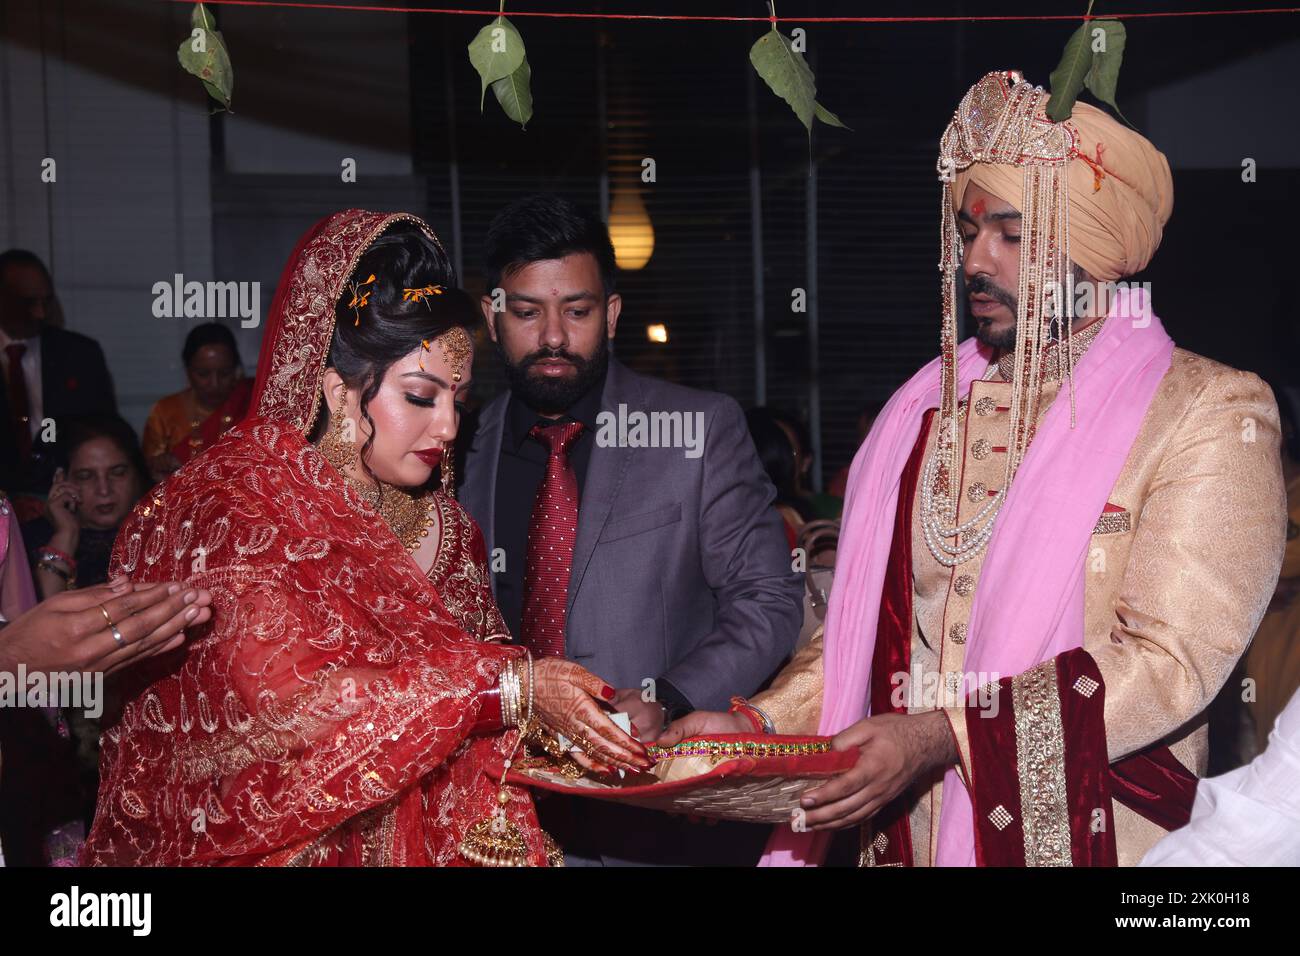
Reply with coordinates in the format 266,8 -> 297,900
98,603 -> 126,647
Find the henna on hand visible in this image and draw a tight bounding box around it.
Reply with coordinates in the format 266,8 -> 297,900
530,657 -> 652,771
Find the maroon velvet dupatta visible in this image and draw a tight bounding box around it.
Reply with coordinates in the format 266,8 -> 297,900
863,410 -> 1196,868
961,651 -> 1197,866
81,210 -> 546,866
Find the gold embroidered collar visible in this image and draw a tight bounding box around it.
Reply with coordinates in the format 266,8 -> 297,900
995,317 -> 1106,384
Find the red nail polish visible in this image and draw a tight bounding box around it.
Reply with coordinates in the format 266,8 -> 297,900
601,686 -> 616,701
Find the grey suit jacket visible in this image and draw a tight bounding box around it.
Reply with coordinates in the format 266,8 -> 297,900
461,358 -> 802,711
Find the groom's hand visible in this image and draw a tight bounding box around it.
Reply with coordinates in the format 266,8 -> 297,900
610,689 -> 669,744
657,709 -> 753,746
800,711 -> 957,830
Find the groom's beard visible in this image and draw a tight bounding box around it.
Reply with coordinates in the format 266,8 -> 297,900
499,335 -> 610,415
968,274 -> 1019,351
968,265 -> 1090,351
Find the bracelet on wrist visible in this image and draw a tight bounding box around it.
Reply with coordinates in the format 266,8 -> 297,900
499,656 -> 533,730
37,547 -> 77,572
523,651 -> 534,729
729,696 -> 775,735
36,560 -> 76,589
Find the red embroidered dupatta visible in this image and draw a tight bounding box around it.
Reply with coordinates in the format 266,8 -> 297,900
82,210 -> 545,866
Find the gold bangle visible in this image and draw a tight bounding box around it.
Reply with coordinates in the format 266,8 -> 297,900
524,651 -> 534,727
500,658 -> 523,729
500,659 -> 513,728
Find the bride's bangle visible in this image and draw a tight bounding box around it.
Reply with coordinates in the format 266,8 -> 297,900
485,654 -> 534,734
501,657 -> 528,729
502,659 -> 516,728
523,651 -> 534,729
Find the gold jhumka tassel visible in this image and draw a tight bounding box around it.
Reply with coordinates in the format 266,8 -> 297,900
459,787 -> 532,868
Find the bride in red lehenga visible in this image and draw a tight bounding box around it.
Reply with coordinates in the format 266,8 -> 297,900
81,210 -> 649,866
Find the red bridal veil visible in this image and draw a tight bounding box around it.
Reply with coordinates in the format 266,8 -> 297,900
82,210 -> 547,866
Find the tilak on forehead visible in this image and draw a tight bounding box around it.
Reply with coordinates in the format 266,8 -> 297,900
930,69 -> 1173,553
936,69 -> 1085,525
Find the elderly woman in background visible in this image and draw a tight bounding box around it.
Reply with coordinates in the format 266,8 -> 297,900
141,322 -> 252,482
24,415 -> 150,600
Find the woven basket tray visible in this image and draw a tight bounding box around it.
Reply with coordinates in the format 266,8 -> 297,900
495,734 -> 856,824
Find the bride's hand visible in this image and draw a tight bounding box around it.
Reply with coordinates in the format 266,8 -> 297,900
528,657 -> 654,774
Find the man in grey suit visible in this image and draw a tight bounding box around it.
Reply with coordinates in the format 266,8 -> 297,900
460,194 -> 801,865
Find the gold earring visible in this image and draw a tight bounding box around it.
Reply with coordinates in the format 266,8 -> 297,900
440,447 -> 455,498
319,385 -> 357,472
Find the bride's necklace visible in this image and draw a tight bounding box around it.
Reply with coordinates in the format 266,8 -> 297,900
380,484 -> 436,553
344,475 -> 435,553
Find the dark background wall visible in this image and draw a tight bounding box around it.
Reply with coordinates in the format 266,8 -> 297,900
3,0 -> 1297,485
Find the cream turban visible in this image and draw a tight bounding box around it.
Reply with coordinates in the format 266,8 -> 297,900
953,97 -> 1174,281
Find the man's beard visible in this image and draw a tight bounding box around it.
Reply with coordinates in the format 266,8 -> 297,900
967,274 -> 1019,350
499,335 -> 610,415
967,265 -> 1089,351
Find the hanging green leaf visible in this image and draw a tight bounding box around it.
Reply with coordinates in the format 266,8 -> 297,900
1046,21 -> 1091,123
1084,20 -> 1130,124
490,56 -> 533,130
750,28 -> 815,129
176,3 -> 233,111
814,102 -> 850,130
749,27 -> 848,140
468,16 -> 526,112
1047,18 -> 1131,125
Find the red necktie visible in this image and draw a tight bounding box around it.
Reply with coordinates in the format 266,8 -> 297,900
4,343 -> 31,460
520,421 -> 585,658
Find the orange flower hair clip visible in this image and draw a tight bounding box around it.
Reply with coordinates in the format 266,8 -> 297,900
402,284 -> 445,308
347,273 -> 377,325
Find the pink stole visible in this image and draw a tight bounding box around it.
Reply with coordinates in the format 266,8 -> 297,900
760,287 -> 1174,866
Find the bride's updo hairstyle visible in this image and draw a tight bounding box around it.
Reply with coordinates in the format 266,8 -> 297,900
313,220 -> 479,476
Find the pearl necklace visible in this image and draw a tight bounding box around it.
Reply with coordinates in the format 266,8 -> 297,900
920,319 -> 1107,568
919,449 -> 1007,567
